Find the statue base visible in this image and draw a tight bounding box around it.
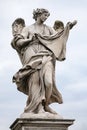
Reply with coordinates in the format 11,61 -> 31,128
10,117 -> 75,130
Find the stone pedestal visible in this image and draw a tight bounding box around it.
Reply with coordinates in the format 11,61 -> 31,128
10,118 -> 75,130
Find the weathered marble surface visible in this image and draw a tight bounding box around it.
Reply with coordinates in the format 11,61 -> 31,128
10,118 -> 75,130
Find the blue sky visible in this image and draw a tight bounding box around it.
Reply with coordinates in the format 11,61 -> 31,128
0,0 -> 87,130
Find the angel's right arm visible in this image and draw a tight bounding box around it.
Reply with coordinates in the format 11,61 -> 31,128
16,35 -> 33,48
16,27 -> 33,48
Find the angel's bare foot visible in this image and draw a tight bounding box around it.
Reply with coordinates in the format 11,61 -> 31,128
45,105 -> 57,114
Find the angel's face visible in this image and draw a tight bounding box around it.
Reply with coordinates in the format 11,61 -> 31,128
40,12 -> 49,22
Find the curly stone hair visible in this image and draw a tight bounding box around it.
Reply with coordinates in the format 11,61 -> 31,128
33,8 -> 50,21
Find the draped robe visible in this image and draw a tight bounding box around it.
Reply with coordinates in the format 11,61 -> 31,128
11,23 -> 70,112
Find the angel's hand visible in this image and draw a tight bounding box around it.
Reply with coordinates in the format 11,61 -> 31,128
67,20 -> 77,29
29,33 -> 35,41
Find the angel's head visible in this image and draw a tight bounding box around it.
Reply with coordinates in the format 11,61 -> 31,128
33,8 -> 50,22
12,18 -> 25,36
